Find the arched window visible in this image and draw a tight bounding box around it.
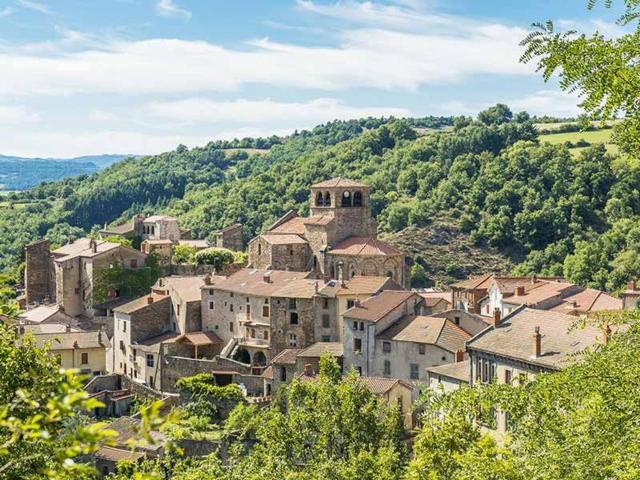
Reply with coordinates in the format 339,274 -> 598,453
258,243 -> 262,255
341,191 -> 352,207
253,351 -> 267,367
316,191 -> 324,206
324,191 -> 331,206
353,191 -> 363,207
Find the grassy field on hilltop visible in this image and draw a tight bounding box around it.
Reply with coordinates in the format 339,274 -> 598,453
538,127 -> 619,157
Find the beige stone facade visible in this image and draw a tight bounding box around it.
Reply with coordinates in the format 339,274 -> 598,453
247,178 -> 408,287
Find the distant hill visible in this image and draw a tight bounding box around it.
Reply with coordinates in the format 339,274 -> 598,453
0,154 -> 133,190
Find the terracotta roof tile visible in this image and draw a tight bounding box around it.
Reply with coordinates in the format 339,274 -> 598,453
467,307 -> 606,370
301,215 -> 334,226
31,330 -> 111,350
114,294 -> 170,315
311,177 -> 369,188
330,236 -> 403,256
269,214 -> 307,235
427,360 -> 470,383
298,342 -> 343,358
344,291 -> 419,322
213,269 -> 311,297
357,376 -> 412,395
261,234 -> 309,245
271,348 -> 303,365
336,275 -> 402,295
380,315 -> 470,352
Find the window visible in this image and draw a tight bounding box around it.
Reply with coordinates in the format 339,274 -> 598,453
280,367 -> 287,382
288,333 -> 297,347
81,352 -> 89,365
410,363 -> 419,380
454,316 -> 460,325
354,338 -> 362,353
384,359 -> 391,375
353,191 -> 363,207
250,328 -> 256,338
176,304 -> 181,316
288,298 -> 297,310
119,340 -> 125,351
290,312 -> 299,325
262,305 -> 270,317
246,304 -> 251,319
323,298 -> 329,309
322,335 -> 331,342
263,331 -> 269,340
133,348 -> 137,357
356,366 -> 362,375
149,377 -> 154,389
289,249 -> 294,256
353,321 -> 358,329
322,314 -> 330,328
505,369 -> 512,385
229,304 -> 234,312
347,299 -> 355,309
130,259 -> 138,268
419,344 -> 426,355
383,341 -> 391,353
258,244 -> 262,255
209,301 -> 214,310
229,322 -> 234,332
230,292 -> 234,298
75,287 -> 80,294
359,322 -> 364,331
122,321 -> 126,332
146,354 -> 154,367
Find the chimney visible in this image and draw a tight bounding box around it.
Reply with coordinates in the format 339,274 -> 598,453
533,326 -> 541,358
204,274 -> 212,286
531,274 -> 538,284
515,286 -> 525,296
98,330 -> 103,345
89,239 -> 97,253
68,237 -> 75,244
147,296 -> 154,305
314,282 -> 319,294
65,323 -> 71,333
493,308 -> 501,327
628,280 -> 637,291
354,299 -> 362,308
73,340 -> 79,349
303,363 -> 314,377
455,349 -> 464,362
263,272 -> 271,283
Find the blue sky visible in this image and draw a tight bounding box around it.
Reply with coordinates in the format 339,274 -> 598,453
0,0 -> 626,157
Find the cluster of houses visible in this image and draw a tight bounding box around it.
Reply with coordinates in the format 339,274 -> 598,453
14,178 -> 638,453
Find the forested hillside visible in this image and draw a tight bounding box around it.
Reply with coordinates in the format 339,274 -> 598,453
3,107 -> 637,291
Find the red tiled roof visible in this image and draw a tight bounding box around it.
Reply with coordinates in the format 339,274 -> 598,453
330,236 -> 403,256
344,291 -> 419,322
311,177 -> 369,188
336,275 -> 402,295
271,348 -> 303,365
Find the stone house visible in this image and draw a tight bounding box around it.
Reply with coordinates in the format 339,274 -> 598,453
201,268 -> 339,373
335,275 -> 404,341
113,294 -> 172,383
418,291 -> 452,315
247,178 -> 408,287
24,237 -> 147,318
479,277 -> 622,318
433,309 -> 491,336
215,223 -> 244,252
29,329 -> 110,377
270,348 -> 303,393
427,359 -> 470,393
466,307 -> 607,433
622,280 -> 640,310
452,274 -> 564,315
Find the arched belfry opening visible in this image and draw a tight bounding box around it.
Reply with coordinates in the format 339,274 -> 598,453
341,191 -> 352,207
324,191 -> 331,206
316,191 -> 325,206
353,191 -> 363,207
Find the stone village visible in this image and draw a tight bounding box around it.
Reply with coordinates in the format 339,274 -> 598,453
14,178 -> 634,474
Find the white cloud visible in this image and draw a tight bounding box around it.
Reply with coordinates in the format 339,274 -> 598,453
142,97 -> 411,125
508,90 -> 582,117
156,0 -> 191,20
556,18 -> 630,39
15,0 -> 50,14
0,7 -> 13,17
0,104 -> 40,125
0,23 -> 532,97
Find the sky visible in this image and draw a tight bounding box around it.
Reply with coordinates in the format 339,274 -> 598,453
0,0 -> 627,157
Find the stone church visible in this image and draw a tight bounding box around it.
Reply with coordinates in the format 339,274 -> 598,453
247,178 -> 408,287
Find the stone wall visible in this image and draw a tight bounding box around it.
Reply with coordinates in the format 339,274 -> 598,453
24,239 -> 54,305
269,296 -> 316,355
326,253 -> 407,289
216,224 -> 244,252
269,243 -> 311,272
161,355 -> 252,393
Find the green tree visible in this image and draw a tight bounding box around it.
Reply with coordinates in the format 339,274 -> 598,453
172,244 -> 199,264
193,247 -> 235,270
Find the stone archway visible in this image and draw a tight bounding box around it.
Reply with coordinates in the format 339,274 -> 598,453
233,347 -> 251,365
253,350 -> 267,367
